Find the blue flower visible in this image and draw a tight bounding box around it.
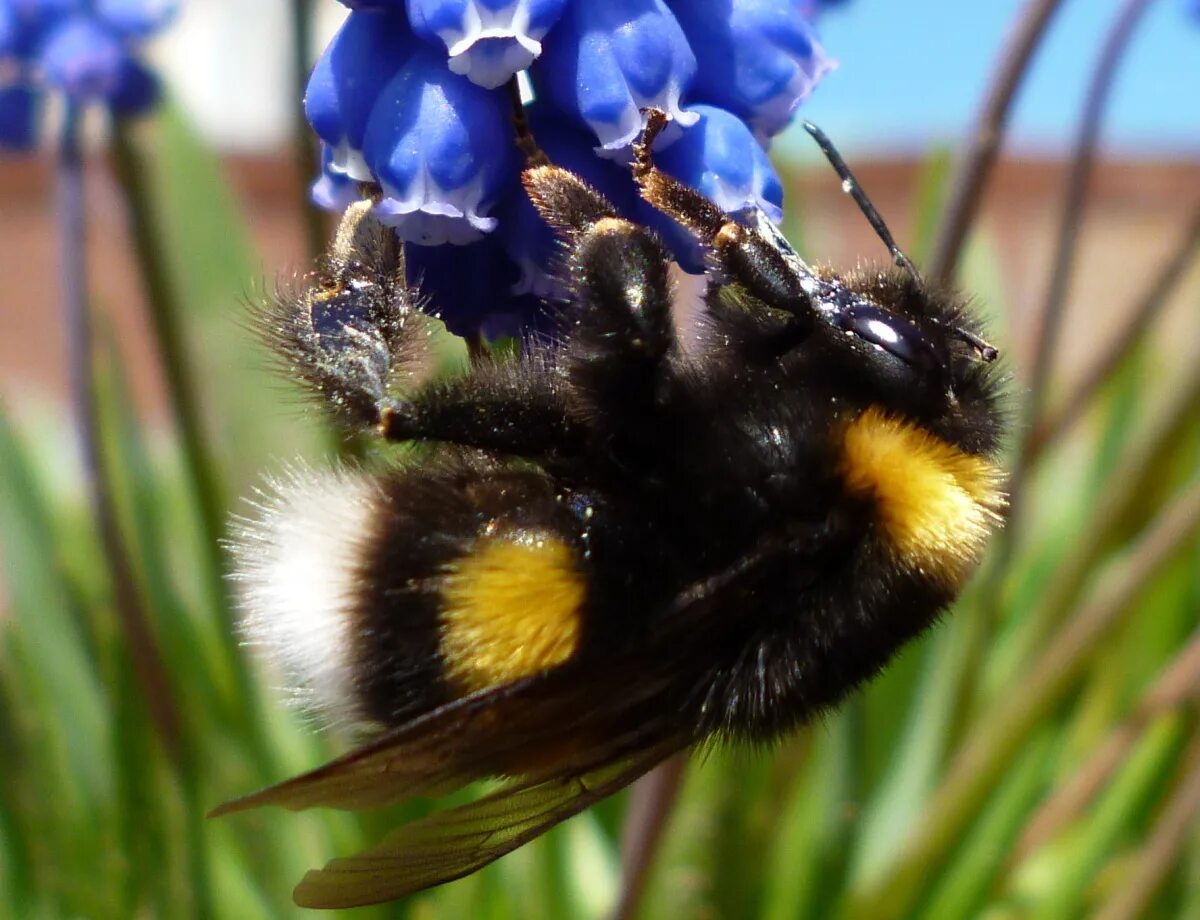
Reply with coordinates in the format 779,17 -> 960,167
407,233 -> 552,338
305,10 -> 415,177
535,0 -> 698,152
667,0 -> 835,141
0,0 -> 178,151
407,0 -> 568,90
638,104 -> 784,273
313,143 -> 361,212
307,0 -> 836,337
364,42 -> 517,244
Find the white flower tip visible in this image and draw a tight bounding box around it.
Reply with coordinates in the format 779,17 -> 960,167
330,143 -> 373,183
448,36 -> 540,89
375,172 -> 498,244
311,174 -> 357,213
589,89 -> 698,155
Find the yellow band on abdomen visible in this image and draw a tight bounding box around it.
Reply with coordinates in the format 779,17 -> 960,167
439,530 -> 585,692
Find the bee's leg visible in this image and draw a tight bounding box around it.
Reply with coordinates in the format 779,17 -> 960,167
266,202 -> 583,459
263,200 -> 417,432
633,110 -> 810,324
377,357 -> 584,458
522,165 -> 675,417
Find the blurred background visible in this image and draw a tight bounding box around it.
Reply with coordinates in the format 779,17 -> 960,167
0,1 -> 1198,918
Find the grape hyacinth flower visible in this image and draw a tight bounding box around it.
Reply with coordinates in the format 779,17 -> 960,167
310,0 -> 838,338
0,0 -> 177,150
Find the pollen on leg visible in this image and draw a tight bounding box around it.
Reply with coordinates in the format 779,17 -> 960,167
438,529 -> 586,692
522,164 -> 618,236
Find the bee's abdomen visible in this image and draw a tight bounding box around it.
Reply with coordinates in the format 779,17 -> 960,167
230,458 -> 593,729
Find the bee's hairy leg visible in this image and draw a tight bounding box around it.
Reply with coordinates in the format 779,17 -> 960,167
633,109 -> 810,319
523,165 -> 675,413
376,359 -> 584,459
262,199 -> 420,433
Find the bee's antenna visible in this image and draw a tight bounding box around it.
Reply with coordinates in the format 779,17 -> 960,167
506,73 -> 549,167
802,121 -> 921,284
803,122 -> 998,362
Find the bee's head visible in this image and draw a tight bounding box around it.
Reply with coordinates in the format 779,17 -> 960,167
782,265 -> 1009,590
800,265 -> 1007,458
719,122 -> 1006,463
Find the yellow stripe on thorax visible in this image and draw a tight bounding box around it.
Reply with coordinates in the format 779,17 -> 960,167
440,530 -> 585,692
841,406 -> 1006,585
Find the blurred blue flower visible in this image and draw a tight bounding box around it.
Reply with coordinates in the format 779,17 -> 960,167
0,82 -> 38,149
0,0 -> 178,151
309,0 -> 835,337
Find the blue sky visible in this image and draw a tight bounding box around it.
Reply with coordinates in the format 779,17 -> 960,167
784,0 -> 1200,158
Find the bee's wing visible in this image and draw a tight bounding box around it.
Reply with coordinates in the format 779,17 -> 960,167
211,677 -> 548,814
211,666 -> 680,815
291,742 -> 681,909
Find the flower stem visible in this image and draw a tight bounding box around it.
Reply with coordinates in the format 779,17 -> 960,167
70,108 -> 217,920
109,117 -> 283,783
1004,0 -> 1157,532
928,0 -> 1068,284
290,0 -> 326,262
1027,202 -> 1200,460
608,753 -> 688,920
109,120 -> 233,639
58,105 -> 182,761
1091,733 -> 1200,920
971,0 -> 1158,690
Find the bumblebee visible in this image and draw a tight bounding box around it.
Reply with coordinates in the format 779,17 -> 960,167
216,110 -> 1007,909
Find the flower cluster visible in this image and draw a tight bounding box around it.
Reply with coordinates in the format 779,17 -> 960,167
309,0 -> 839,337
0,0 -> 177,151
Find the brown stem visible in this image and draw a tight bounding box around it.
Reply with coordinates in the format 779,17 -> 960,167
506,74 -> 550,166
1028,203 -> 1200,459
608,754 -> 688,920
1091,734 -> 1200,920
291,0 -> 326,261
1012,628 -> 1200,859
1004,359 -> 1200,667
977,0 -> 1160,658
847,475 -> 1200,920
928,0 -> 1069,284
1005,0 -> 1157,527
58,108 -> 181,760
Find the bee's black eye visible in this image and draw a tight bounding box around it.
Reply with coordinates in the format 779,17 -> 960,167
842,305 -> 943,373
